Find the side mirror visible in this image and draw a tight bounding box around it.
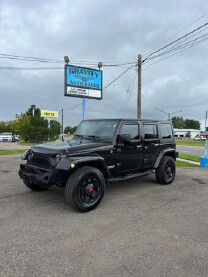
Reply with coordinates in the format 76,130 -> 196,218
118,134 -> 131,143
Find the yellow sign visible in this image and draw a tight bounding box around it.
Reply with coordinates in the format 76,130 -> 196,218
41,110 -> 58,118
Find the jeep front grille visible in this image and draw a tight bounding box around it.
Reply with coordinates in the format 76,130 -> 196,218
30,154 -> 51,169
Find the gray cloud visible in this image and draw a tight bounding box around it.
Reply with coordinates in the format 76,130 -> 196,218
0,0 -> 208,129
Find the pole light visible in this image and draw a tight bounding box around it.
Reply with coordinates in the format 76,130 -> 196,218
64,56 -> 69,65
155,108 -> 182,120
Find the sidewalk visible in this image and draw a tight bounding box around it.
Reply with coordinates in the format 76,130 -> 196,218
177,158 -> 200,166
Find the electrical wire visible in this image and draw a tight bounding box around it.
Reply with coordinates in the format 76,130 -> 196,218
143,11 -> 208,58
142,36 -> 208,71
103,64 -> 138,91
143,22 -> 208,63
123,71 -> 137,117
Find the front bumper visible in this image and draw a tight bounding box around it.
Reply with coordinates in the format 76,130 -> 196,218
19,164 -> 58,188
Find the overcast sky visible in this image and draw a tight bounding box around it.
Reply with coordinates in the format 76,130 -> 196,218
0,0 -> 208,129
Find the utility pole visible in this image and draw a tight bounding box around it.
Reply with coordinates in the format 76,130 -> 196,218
61,108 -> 64,141
205,110 -> 207,132
137,55 -> 142,119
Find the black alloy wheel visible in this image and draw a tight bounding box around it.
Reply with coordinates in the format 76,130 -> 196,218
79,174 -> 102,205
65,166 -> 105,212
155,156 -> 175,185
164,160 -> 175,183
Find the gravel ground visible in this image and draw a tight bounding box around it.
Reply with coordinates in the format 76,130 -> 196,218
0,142 -> 30,150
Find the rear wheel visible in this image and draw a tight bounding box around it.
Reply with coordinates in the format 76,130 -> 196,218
23,180 -> 49,191
155,156 -> 175,185
65,166 -> 105,212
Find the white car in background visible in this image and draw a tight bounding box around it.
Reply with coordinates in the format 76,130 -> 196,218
0,132 -> 14,142
193,135 -> 201,141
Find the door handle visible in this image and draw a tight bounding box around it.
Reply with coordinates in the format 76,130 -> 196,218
154,143 -> 159,146
137,145 -> 142,148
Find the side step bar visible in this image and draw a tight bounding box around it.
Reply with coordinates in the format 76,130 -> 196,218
107,170 -> 153,183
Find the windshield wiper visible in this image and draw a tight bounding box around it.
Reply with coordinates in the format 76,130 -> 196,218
74,134 -> 85,139
86,135 -> 101,140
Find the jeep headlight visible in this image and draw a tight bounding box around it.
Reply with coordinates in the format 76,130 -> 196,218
55,154 -> 61,162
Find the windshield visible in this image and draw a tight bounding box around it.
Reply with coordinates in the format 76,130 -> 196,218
74,120 -> 119,141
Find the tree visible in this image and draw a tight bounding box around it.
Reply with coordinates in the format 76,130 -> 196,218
49,120 -> 61,139
20,106 -> 49,142
184,119 -> 200,130
171,116 -> 185,129
64,125 -> 78,135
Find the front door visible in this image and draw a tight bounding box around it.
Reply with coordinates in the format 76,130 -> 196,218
116,122 -> 143,175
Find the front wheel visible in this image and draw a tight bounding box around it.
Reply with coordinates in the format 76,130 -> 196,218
65,166 -> 105,212
155,156 -> 175,185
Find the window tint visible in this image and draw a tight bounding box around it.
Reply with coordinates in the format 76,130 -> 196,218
144,124 -> 158,139
160,124 -> 173,139
120,124 -> 140,140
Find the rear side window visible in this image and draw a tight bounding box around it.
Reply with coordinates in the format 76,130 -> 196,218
120,124 -> 140,140
144,124 -> 158,139
160,124 -> 173,139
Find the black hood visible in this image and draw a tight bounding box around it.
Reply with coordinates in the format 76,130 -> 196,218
31,138 -> 110,155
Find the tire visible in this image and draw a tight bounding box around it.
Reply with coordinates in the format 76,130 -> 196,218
23,180 -> 49,191
155,156 -> 175,185
65,166 -> 105,212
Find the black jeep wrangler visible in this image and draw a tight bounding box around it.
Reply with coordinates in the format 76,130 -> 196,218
19,119 -> 177,212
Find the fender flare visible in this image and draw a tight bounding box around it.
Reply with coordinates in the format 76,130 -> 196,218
56,156 -> 111,177
154,148 -> 177,169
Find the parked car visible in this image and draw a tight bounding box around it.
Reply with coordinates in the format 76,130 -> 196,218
14,134 -> 20,141
0,132 -> 15,142
19,119 -> 178,212
200,136 -> 206,141
193,135 -> 201,141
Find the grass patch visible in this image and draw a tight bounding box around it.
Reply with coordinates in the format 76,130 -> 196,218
178,153 -> 200,162
175,139 -> 205,147
0,149 -> 28,155
176,160 -> 199,167
19,142 -> 38,146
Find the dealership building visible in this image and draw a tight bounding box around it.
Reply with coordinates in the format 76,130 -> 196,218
173,129 -> 201,139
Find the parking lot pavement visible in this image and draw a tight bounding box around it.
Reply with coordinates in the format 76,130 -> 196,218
0,142 -> 30,150
1,155 -> 208,277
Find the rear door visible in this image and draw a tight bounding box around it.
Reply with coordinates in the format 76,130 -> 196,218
143,123 -> 161,168
116,122 -> 143,174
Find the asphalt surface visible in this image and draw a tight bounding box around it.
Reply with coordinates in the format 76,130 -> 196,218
177,145 -> 205,156
1,154 -> 208,277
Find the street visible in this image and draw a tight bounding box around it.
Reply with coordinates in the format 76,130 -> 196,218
176,145 -> 205,156
1,154 -> 208,276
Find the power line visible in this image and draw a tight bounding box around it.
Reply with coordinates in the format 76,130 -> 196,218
103,64 -> 138,90
143,11 -> 208,58
0,53 -> 64,63
0,66 -> 64,70
144,31 -> 208,63
143,22 -> 208,63
123,71 -> 137,117
142,36 -> 208,71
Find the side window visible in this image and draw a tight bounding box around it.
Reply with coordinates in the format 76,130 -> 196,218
144,124 -> 158,139
160,124 -> 173,139
120,124 -> 140,140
